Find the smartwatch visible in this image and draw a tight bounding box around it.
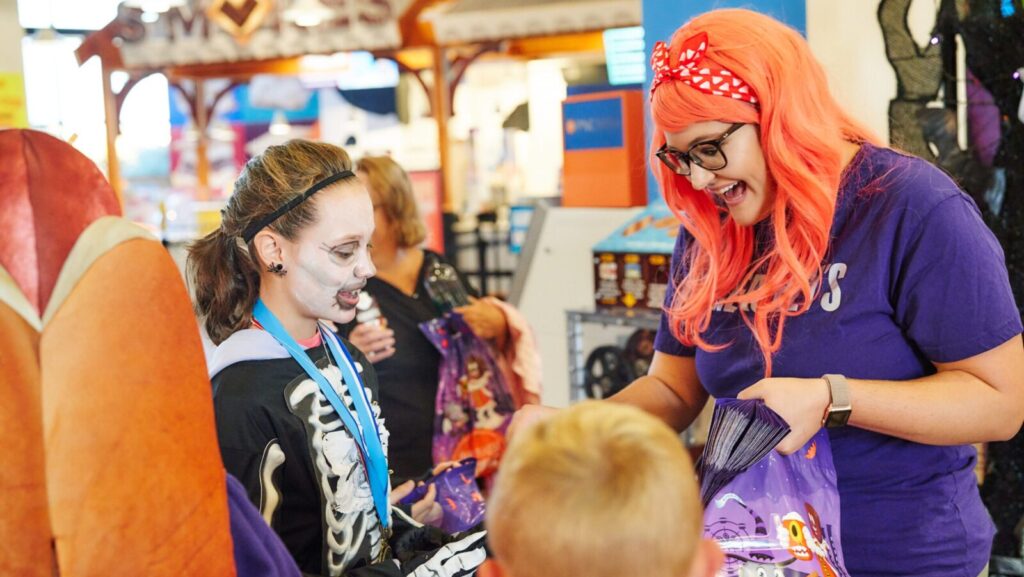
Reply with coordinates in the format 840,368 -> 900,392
822,373 -> 852,428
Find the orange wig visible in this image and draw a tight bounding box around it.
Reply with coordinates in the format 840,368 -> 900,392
650,9 -> 880,375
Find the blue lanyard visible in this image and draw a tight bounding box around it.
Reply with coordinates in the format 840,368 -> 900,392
252,299 -> 391,530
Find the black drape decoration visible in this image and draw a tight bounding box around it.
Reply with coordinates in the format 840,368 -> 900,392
956,0 -> 1024,314
880,0 -> 1024,563
878,0 -> 946,158
956,0 -> 1024,563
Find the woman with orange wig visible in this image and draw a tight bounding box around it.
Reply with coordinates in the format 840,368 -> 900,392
629,9 -> 1022,577
515,8 -> 1023,577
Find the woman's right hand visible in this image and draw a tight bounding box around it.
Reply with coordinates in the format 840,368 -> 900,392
348,322 -> 396,364
390,480 -> 443,527
507,404 -> 560,439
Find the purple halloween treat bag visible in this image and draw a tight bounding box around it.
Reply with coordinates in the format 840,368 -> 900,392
700,399 -> 850,577
398,458 -> 486,533
420,312 -> 515,481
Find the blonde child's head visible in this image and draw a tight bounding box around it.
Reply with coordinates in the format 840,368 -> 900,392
487,401 -> 721,577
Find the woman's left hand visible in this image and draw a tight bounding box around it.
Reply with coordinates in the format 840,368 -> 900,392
454,298 -> 508,342
738,377 -> 831,455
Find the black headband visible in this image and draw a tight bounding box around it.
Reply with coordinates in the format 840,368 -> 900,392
240,170 -> 356,244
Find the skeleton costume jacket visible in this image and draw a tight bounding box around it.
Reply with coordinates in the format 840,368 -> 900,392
209,329 -> 486,577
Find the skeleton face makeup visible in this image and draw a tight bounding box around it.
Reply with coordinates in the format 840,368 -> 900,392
281,181 -> 376,326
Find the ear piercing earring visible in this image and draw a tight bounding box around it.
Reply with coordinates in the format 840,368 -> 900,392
267,262 -> 287,276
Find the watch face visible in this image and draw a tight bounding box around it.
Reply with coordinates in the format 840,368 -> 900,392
825,409 -> 851,428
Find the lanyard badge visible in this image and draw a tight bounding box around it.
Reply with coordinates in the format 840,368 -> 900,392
252,299 -> 391,531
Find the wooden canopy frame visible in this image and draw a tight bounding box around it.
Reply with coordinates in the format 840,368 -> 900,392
76,0 -> 624,209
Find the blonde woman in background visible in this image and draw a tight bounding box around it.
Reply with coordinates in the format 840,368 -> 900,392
343,156 -> 538,486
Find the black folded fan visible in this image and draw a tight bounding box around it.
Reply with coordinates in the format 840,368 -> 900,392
695,398 -> 791,508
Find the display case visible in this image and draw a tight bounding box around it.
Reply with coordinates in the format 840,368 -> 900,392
566,307 -> 710,448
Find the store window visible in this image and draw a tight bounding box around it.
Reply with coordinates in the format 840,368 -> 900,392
17,0 -> 121,31
20,34 -> 106,165
19,0 -> 171,174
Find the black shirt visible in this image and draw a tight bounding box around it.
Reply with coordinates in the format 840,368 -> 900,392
340,250 -> 477,483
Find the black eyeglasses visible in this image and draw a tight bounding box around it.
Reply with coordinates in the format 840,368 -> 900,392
656,123 -> 745,176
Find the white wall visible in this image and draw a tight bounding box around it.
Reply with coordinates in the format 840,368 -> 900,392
807,0 -> 937,144
513,206 -> 642,407
524,59 -> 568,198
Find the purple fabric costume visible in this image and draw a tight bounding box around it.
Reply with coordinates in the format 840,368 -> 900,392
227,473 -> 302,577
655,143 -> 1022,577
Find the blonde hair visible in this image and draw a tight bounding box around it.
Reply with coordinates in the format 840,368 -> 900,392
487,402 -> 702,577
356,156 -> 426,247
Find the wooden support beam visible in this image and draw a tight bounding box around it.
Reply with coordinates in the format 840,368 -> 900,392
194,79 -> 210,201
505,31 -> 605,58
100,60 -> 122,204
164,57 -> 303,81
431,45 -> 452,212
398,0 -> 443,48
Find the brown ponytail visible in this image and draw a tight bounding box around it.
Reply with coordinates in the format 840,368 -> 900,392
187,139 -> 357,344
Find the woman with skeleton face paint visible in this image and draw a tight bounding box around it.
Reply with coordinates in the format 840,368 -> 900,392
188,140 -> 486,577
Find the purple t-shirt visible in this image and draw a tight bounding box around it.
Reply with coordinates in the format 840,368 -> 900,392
655,144 -> 1022,577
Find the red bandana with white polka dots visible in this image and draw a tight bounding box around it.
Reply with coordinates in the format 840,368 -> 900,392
649,32 -> 758,106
